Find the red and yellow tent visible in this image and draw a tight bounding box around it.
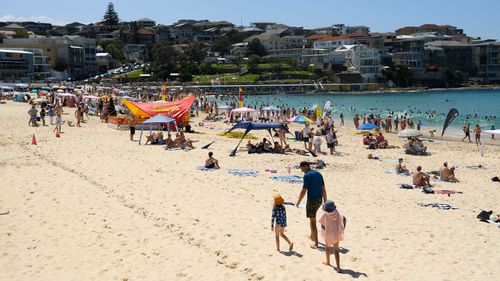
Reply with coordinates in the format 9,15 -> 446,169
123,95 -> 195,125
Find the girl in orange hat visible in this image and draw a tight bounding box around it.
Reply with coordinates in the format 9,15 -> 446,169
271,194 -> 293,252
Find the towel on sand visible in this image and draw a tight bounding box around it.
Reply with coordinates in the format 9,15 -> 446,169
386,171 -> 411,176
270,175 -> 303,183
197,166 -> 216,172
418,203 -> 457,210
226,169 -> 259,177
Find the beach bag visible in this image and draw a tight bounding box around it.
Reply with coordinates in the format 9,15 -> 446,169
477,211 -> 493,222
492,176 -> 500,182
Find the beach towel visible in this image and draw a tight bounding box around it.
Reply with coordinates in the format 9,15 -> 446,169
226,169 -> 259,177
418,203 -> 457,210
465,165 -> 486,170
270,175 -> 303,184
197,166 -> 216,172
383,159 -> 400,163
386,171 -> 411,176
432,189 -> 462,196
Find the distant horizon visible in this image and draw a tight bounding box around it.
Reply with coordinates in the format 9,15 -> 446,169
1,0 -> 499,40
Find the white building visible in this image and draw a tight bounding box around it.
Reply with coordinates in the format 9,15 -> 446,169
335,45 -> 381,81
313,35 -> 355,50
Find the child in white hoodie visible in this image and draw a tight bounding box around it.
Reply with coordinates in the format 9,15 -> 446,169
319,200 -> 346,272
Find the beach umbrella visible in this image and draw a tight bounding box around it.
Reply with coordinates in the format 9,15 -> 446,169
33,97 -> 48,103
83,95 -> 100,100
231,107 -> 257,113
218,105 -> 233,110
56,89 -> 64,93
358,123 -> 380,130
288,115 -> 312,123
483,129 -> 500,135
31,89 -> 39,93
398,129 -> 423,138
262,106 -> 280,111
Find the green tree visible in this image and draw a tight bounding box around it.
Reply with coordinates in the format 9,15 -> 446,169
13,29 -> 29,38
100,40 -> 125,62
246,38 -> 267,57
247,54 -> 261,73
150,42 -> 179,70
212,36 -> 231,56
182,41 -> 207,64
226,29 -> 248,44
383,65 -> 413,87
103,2 -> 120,26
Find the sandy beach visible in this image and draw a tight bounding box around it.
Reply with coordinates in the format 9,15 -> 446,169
1,100 -> 500,281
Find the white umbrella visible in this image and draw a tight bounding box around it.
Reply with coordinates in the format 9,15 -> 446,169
262,106 -> 280,111
398,129 -> 423,138
483,129 -> 500,135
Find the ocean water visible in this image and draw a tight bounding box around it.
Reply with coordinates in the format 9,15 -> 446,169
212,89 -> 500,133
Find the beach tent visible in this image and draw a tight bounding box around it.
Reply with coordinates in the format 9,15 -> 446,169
82,95 -> 100,100
13,93 -> 25,102
138,114 -> 178,145
358,123 -> 380,130
223,121 -> 285,156
123,95 -> 195,126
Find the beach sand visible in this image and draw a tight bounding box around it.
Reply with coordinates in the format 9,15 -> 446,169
1,101 -> 499,281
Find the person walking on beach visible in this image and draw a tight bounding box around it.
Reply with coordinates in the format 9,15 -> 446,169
462,124 -> 471,142
353,114 -> 359,129
385,115 -> 392,132
302,123 -> 311,150
75,106 -> 82,127
339,113 -> 344,126
394,117 -> 399,131
28,104 -> 38,127
319,200 -> 345,273
474,124 -> 481,146
48,105 -> 55,125
326,128 -> 337,155
271,194 -> 294,252
54,102 -> 63,134
129,115 -> 135,141
491,125 -> 496,140
296,161 -> 327,249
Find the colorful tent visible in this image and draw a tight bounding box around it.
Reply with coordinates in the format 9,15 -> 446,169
123,96 -> 195,126
223,121 -> 285,156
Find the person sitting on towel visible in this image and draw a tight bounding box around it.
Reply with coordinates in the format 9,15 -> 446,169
395,158 -> 409,174
440,162 -> 460,183
205,152 -> 220,169
165,134 -> 175,148
413,166 -> 432,187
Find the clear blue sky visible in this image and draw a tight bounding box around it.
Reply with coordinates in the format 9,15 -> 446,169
1,0 -> 498,39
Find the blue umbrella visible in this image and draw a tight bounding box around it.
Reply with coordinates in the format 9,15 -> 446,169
358,123 -> 380,130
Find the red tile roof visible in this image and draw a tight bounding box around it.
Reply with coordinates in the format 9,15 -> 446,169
306,34 -> 335,41
316,34 -> 353,42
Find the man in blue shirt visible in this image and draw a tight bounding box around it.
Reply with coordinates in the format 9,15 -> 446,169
296,161 -> 327,248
